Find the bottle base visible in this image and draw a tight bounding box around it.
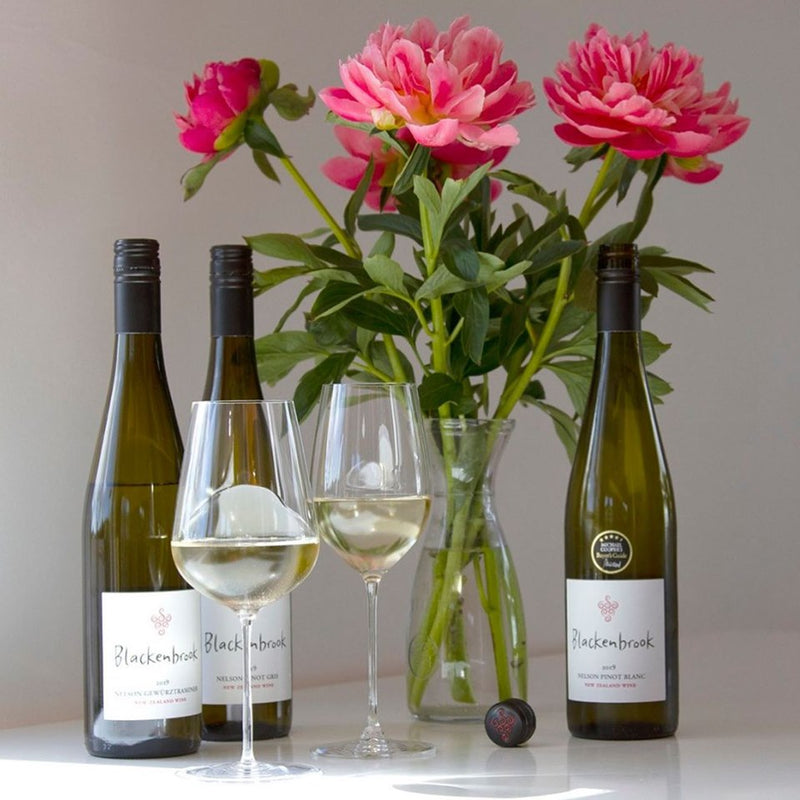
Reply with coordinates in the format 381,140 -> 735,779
202,721 -> 291,742
86,736 -> 200,759
569,725 -> 676,741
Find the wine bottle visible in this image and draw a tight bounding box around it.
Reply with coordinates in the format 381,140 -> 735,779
564,242 -> 678,739
199,243 -> 292,741
83,238 -> 202,758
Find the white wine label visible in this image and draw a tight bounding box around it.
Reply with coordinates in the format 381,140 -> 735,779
201,595 -> 291,704
566,578 -> 665,703
101,590 -> 201,720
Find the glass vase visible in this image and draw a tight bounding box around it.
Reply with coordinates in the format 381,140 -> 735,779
406,418 -> 527,721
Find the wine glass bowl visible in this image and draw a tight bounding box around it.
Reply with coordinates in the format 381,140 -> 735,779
171,400 -> 320,781
310,382 -> 434,759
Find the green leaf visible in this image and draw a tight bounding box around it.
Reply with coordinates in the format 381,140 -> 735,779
255,331 -> 328,384
359,212 -> 423,244
246,232 -> 327,269
342,298 -> 410,336
308,245 -> 363,272
180,152 -> 228,201
253,265 -> 310,294
368,230 -> 395,258
393,144 -> 431,197
441,237 -> 480,281
252,149 -> 280,182
639,254 -> 714,275
525,239 -> 585,278
532,400 -> 579,461
453,288 -> 490,365
418,372 -> 463,412
617,155 -> 640,205
640,331 -> 672,365
647,270 -> 714,310
564,144 -> 608,170
293,353 -> 355,422
363,254 -> 408,296
493,170 -> 560,214
646,370 -> 673,400
413,174 -> 443,238
243,117 -> 286,158
311,281 -> 367,318
259,60 -> 280,95
366,339 -> 415,382
344,158 -> 375,236
440,165 -> 491,220
485,258 -> 532,293
505,209 -> 568,265
268,84 -> 315,121
546,360 -> 594,417
415,264 -> 472,300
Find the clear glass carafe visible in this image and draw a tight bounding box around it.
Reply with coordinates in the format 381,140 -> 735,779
406,418 -> 527,721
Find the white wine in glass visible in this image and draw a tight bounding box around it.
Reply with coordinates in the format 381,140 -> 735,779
310,382 -> 434,759
171,400 -> 320,782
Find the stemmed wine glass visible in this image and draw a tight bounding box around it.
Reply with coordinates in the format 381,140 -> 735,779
171,400 -> 320,781
310,382 -> 434,759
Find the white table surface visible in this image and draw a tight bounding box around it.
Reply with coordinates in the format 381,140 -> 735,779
1,630 -> 798,799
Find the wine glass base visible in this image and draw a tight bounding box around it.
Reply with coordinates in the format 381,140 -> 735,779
177,761 -> 321,782
312,738 -> 436,760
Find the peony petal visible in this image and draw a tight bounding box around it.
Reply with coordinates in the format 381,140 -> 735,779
178,125 -> 218,155
406,118 -> 461,147
459,122 -> 520,149
321,156 -> 368,191
664,155 -> 722,183
319,86 -> 374,122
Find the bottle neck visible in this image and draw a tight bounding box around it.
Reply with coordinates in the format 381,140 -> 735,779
210,282 -> 254,337
115,277 -> 161,333
204,281 -> 261,400
204,336 -> 263,400
596,274 -> 641,333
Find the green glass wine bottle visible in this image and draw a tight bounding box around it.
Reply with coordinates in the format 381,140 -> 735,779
83,238 -> 202,758
199,243 -> 292,741
564,242 -> 678,739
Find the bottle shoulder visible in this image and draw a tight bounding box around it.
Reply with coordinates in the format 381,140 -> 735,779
88,335 -> 183,485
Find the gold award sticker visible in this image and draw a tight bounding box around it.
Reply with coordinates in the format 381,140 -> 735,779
591,530 -> 632,574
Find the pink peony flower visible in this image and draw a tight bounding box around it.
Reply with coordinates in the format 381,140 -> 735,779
543,24 -> 749,181
322,126 -> 403,210
319,16 -> 535,152
175,58 -> 263,158
322,126 -> 509,209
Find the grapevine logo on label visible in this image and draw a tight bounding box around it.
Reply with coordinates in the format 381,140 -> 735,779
151,608 -> 172,636
591,530 -> 632,574
598,594 -> 619,622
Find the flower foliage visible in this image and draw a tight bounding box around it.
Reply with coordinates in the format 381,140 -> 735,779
175,17 -> 749,455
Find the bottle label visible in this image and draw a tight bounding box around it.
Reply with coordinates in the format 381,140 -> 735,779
566,578 -> 666,703
101,590 -> 201,720
201,595 -> 291,704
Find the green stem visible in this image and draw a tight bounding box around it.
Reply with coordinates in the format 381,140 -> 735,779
578,147 -> 616,230
494,249 -> 573,421
382,335 -> 406,382
278,156 -> 361,259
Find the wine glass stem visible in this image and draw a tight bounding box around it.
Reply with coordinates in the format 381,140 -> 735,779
239,611 -> 257,769
365,576 -> 383,737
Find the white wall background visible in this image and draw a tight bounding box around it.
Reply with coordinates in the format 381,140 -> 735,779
2,0 -> 798,728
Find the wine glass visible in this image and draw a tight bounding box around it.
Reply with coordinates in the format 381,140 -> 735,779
171,400 -> 320,781
310,382 -> 434,759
